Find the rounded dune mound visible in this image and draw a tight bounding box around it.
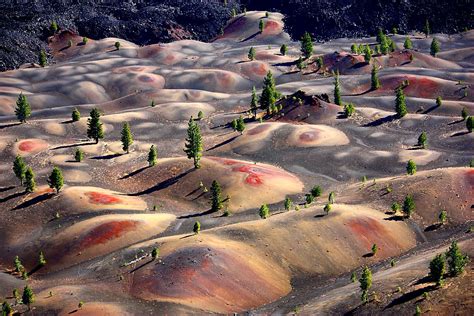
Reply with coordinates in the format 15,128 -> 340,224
342,168 -> 473,225
325,52 -> 369,75
288,124 -> 350,147
398,149 -> 441,165
166,69 -> 252,93
438,47 -> 474,63
121,157 -> 303,212
105,72 -> 165,98
13,138 -> 49,156
152,102 -> 215,121
408,51 -> 462,69
138,44 -> 186,65
239,60 -> 270,80
43,213 -> 174,269
61,186 -> 147,212
132,236 -> 290,314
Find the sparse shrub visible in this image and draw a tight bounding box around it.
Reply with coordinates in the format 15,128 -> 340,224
461,107 -> 468,120
248,47 -> 256,61
436,96 -> 442,107
280,44 -> 288,56
50,21 -> 58,34
193,221 -> 201,234
359,266 -> 372,303
446,241 -> 469,276
344,103 -> 355,117
150,100 -> 155,107
430,38 -> 440,57
328,191 -> 335,204
259,20 -> 264,33
391,202 -> 400,213
439,210 -> 447,225
351,271 -> 357,282
470,159 -> 474,168
324,203 -> 331,215
148,145 -> 157,166
296,56 -> 305,71
390,259 -> 396,267
67,40 -> 73,48
236,116 -> 246,134
48,166 -> 64,194
250,86 -> 258,118
418,132 -> 427,148
265,11 -> 269,18
2,301 -> 13,315
305,194 -> 314,205
82,37 -> 88,45
14,256 -> 24,273
259,204 -> 269,219
429,253 -> 446,286
284,197 -> 292,211
38,251 -> 46,266
74,148 -> 84,162
22,286 -> 35,310
424,19 -> 430,38
351,43 -> 358,54
316,56 -> 323,69
415,305 -> 421,316
198,110 -> 204,120
72,108 -> 80,122
78,301 -> 84,309
310,185 -> 322,197
403,195 -> 415,218
115,41 -> 121,50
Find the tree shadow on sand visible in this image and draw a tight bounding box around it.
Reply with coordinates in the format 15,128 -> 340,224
129,169 -> 193,196
450,131 -> 470,137
178,208 -> 217,219
0,122 -> 22,130
240,31 -> 261,42
51,141 -> 96,150
0,190 -> 26,203
0,186 -> 15,193
384,285 -> 436,309
91,153 -> 123,160
129,259 -> 153,274
119,165 -> 150,180
424,223 -> 442,232
13,192 -> 54,210
206,135 -> 239,152
363,114 -> 398,127
384,215 -> 405,221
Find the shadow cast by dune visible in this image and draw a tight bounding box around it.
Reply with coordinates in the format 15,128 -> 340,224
129,169 -> 193,196
362,252 -> 374,258
363,114 -> 397,127
0,190 -> 26,203
424,223 -> 442,232
384,215 -> 405,221
450,131 -> 470,137
91,153 -> 123,160
0,122 -> 22,129
13,192 -> 54,210
448,119 -> 465,125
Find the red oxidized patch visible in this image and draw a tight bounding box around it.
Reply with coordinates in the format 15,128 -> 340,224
18,140 -> 38,152
85,191 -> 122,205
79,220 -> 138,248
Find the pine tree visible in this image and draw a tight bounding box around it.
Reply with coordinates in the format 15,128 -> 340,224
50,21 -> 58,33
259,20 -> 265,33
328,191 -> 335,204
24,166 -> 36,193
2,301 -> 12,316
296,56 -> 304,71
418,132 -> 427,148
14,256 -> 23,273
259,71 -> 279,114
87,108 -> 104,143
148,145 -> 157,166
404,37 -> 413,49
429,253 -> 446,286
351,44 -> 358,54
300,32 -> 313,59
324,203 -> 331,215
151,247 -> 159,260
446,241 -> 469,276
13,155 -> 27,185
74,148 -> 84,162
376,28 -> 385,44
38,251 -> 46,266
198,111 -> 204,120
439,210 -> 448,225
15,93 -> 31,123
280,44 -> 288,56
334,71 -> 341,105
71,108 -> 80,122
430,38 -> 440,57
424,19 -> 430,38
236,116 -> 245,134
380,35 -> 389,55
395,87 -> 407,117
364,45 -> 372,63
184,117 -> 203,169
231,119 -> 238,131
372,244 -> 378,255
316,56 -> 323,69
461,107 -> 468,120
390,39 -> 396,52
250,86 -> 258,118
248,47 -> 256,61
22,286 -> 35,310
259,204 -> 269,219
466,116 -> 473,133
351,271 -> 357,283
39,50 -> 47,67
403,195 -> 415,218
48,166 -> 64,194
284,197 -> 292,211
210,180 -> 223,212
310,185 -> 322,197
121,122 -> 133,153
371,64 -> 380,90
82,37 -> 89,45
115,41 -> 121,50
359,266 -> 372,303
407,159 -> 417,175
193,221 -> 201,234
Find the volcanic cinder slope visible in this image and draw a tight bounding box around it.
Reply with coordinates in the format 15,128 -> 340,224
0,11 -> 473,315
